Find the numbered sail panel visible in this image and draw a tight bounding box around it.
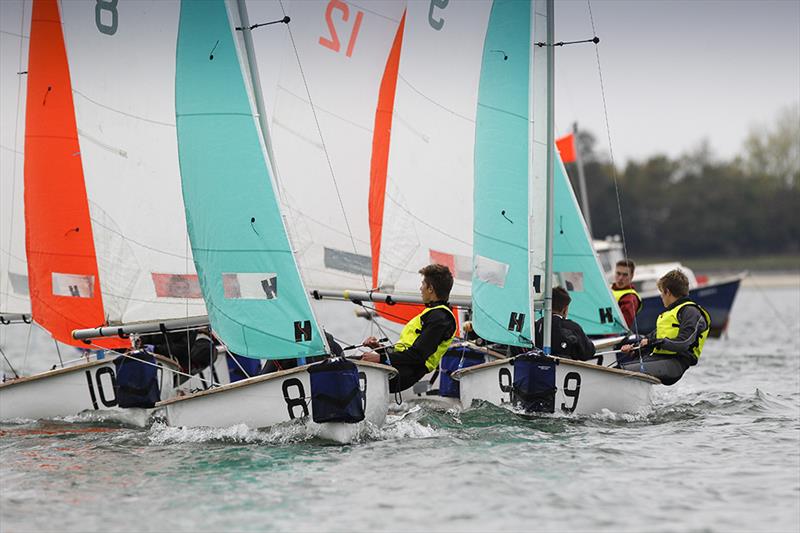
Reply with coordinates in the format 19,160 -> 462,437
23,0 -> 124,349
472,0 -> 533,347
60,0 -> 206,324
549,155 -> 627,335
242,0 -> 406,292
175,0 -> 325,360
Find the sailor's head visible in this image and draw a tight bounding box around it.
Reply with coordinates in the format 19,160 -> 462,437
552,286 -> 571,317
657,269 -> 689,305
615,259 -> 636,286
419,264 -> 453,303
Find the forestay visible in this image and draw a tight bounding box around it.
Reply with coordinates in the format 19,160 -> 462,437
175,0 -> 326,360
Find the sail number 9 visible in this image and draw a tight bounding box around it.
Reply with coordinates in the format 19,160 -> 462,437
95,0 -> 118,35
319,0 -> 364,58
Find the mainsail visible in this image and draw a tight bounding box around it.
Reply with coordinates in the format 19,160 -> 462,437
60,0 -> 207,326
23,0 -> 124,349
175,0 -> 326,359
243,0 -> 405,295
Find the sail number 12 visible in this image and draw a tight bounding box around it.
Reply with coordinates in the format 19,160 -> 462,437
319,0 -> 364,58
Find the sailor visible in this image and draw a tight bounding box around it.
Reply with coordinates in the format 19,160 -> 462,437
611,258 -> 642,331
618,269 -> 709,385
361,264 -> 457,393
533,286 -> 596,361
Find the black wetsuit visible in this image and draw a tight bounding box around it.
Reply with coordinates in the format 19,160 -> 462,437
534,314 -> 596,361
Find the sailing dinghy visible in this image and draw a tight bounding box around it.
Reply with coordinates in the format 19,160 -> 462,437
160,0 -> 395,442
451,0 -> 658,416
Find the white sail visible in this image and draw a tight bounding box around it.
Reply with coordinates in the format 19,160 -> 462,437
243,0 -> 406,292
0,0 -> 31,316
377,1 -> 491,300
59,0 -> 205,324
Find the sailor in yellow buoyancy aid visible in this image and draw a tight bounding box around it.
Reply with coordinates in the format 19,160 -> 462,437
618,269 -> 710,385
361,264 -> 457,393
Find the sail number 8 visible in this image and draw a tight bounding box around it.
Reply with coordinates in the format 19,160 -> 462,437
95,0 -> 118,35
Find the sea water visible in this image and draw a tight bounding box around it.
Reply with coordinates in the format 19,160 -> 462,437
1,285 -> 798,532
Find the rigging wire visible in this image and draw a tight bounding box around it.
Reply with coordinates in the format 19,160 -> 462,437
277,0 -> 368,292
586,0 -> 642,340
1,3 -> 28,319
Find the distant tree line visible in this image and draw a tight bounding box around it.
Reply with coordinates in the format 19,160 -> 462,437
567,104 -> 799,259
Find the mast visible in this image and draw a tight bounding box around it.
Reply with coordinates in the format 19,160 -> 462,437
573,122 -> 593,237
234,0 -> 281,187
542,0 -> 555,354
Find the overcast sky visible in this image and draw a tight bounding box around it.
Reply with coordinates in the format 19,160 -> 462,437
553,0 -> 799,165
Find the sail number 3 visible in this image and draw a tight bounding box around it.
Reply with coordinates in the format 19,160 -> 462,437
319,0 -> 364,58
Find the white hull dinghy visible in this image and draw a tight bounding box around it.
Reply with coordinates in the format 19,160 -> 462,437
454,353 -> 659,416
0,353 -> 179,422
160,360 -> 395,443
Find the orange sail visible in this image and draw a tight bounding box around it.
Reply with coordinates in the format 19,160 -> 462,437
24,0 -> 125,349
368,11 -> 423,325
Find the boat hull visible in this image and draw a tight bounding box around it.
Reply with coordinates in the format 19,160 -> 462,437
637,276 -> 743,338
0,354 -> 177,421
160,361 -> 395,443
454,356 -> 658,416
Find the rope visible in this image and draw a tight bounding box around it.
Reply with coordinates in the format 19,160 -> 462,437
586,0 -> 639,337
1,9 -> 27,315
0,345 -> 19,379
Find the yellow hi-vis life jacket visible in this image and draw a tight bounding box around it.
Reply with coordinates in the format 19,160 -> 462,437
394,304 -> 456,372
612,287 -> 642,313
653,300 -> 711,359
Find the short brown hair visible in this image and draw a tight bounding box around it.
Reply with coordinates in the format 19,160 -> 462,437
552,286 -> 571,312
657,269 -> 689,298
616,259 -> 636,274
419,264 -> 453,301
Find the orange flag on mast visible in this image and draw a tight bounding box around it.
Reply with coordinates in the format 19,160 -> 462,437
556,133 -> 577,164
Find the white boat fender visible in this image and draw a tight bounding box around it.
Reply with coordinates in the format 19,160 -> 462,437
512,351 -> 558,414
307,358 -> 365,424
113,350 -> 161,408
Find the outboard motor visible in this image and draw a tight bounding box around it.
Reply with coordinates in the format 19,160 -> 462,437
439,345 -> 486,398
512,350 -> 557,413
308,358 -> 365,423
113,350 -> 161,408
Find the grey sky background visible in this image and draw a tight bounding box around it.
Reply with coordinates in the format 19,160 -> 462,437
554,0 -> 800,165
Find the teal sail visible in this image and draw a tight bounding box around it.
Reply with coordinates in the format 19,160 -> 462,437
548,154 -> 628,335
472,0 -> 533,347
175,0 -> 326,359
